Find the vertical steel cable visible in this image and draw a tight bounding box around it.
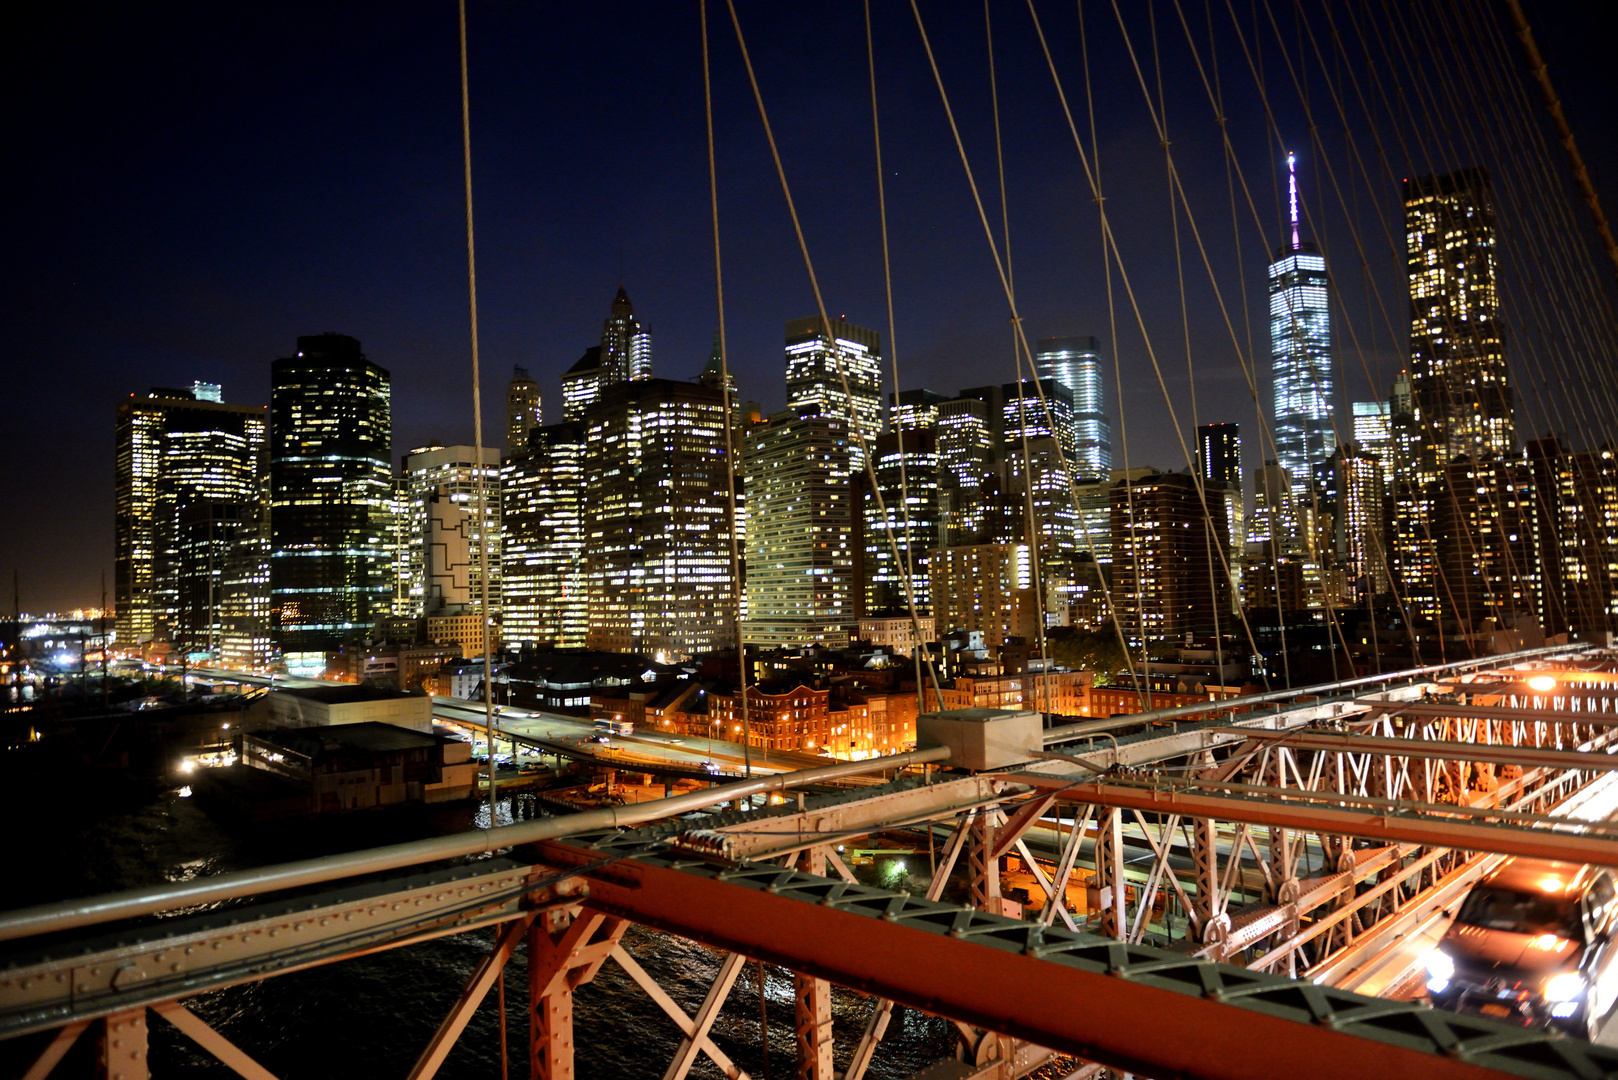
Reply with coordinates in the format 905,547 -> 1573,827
724,0 -> 938,761
701,0 -> 751,777
865,0 -> 936,718
457,0 -> 497,823
987,0 -> 1053,721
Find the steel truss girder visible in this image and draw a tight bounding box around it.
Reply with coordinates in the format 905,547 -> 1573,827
1214,728 -> 1618,772
1014,776 -> 1618,866
710,775 -> 1016,860
710,698 -> 1391,864
0,859 -> 543,1039
1369,703 -> 1618,725
532,832 -> 1618,1080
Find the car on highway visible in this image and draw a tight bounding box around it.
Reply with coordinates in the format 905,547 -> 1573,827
1425,857 -> 1618,1039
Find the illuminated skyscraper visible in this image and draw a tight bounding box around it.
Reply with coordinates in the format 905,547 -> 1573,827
403,445 -> 502,655
583,379 -> 734,659
1335,447 -> 1390,598
1528,440 -> 1618,636
864,429 -> 942,617
1035,336 -> 1111,478
1352,402 -> 1393,487
1270,152 -> 1335,494
1196,424 -> 1241,486
115,386 -> 266,650
936,395 -> 997,545
695,334 -> 750,559
1405,167 -> 1514,465
785,316 -> 882,470
502,423 -> 586,649
890,388 -> 948,434
600,286 -> 652,385
930,542 -> 1040,648
269,334 -> 393,674
1112,472 -> 1232,645
1002,380 -> 1078,553
1002,380 -> 1076,462
744,406 -> 855,646
505,367 -> 542,457
1402,168 -> 1519,630
561,346 -> 604,421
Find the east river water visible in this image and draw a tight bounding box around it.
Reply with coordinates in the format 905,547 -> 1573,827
1,783 -> 958,1078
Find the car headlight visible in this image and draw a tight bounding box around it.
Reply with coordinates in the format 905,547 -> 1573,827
1424,949 -> 1455,981
1544,972 -> 1585,1003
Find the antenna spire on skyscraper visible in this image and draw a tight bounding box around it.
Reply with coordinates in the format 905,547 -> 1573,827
1288,151 -> 1300,250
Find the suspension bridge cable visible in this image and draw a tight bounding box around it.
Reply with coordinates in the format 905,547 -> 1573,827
1151,0 -> 1227,682
904,0 -> 1149,706
722,0 -> 941,730
456,0 -> 498,825
1217,0 -> 1466,658
700,0 -> 751,776
864,0 -> 932,719
1080,0 -> 1152,706
1501,0 -> 1618,292
985,0 -> 1053,720
1038,0 -> 1276,688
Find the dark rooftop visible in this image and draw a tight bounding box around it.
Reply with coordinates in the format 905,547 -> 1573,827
259,721 -> 452,756
271,685 -> 411,705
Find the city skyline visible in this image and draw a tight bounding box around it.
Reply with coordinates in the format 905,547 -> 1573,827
7,2 -> 1616,610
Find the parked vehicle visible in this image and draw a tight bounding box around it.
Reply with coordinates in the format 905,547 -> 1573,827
1425,857 -> 1618,1039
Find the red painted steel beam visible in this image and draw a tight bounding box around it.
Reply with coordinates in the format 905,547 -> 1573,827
532,839 -> 1557,1080
1013,778 -> 1618,866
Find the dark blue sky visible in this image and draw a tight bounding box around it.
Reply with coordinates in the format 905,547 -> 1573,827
7,1 -> 1615,611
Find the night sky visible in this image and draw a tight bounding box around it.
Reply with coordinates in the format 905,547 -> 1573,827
7,1 -> 1616,612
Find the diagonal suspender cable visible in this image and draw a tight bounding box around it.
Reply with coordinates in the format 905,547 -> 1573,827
1022,0 -> 1273,690
865,0 -> 936,718
723,1 -> 940,731
1098,0 -> 1275,686
1181,2 -> 1354,673
1174,0 -> 1437,664
1345,0 -> 1538,638
1080,0 -> 1151,707
1152,1 -> 1225,681
986,0 -> 1051,721
904,0 -> 1147,707
1501,0 -> 1618,291
1388,0 -> 1588,637
700,0 -> 750,777
457,0 -> 497,824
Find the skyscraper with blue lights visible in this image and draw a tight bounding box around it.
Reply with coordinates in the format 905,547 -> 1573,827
1034,335 -> 1111,479
1269,152 -> 1335,495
